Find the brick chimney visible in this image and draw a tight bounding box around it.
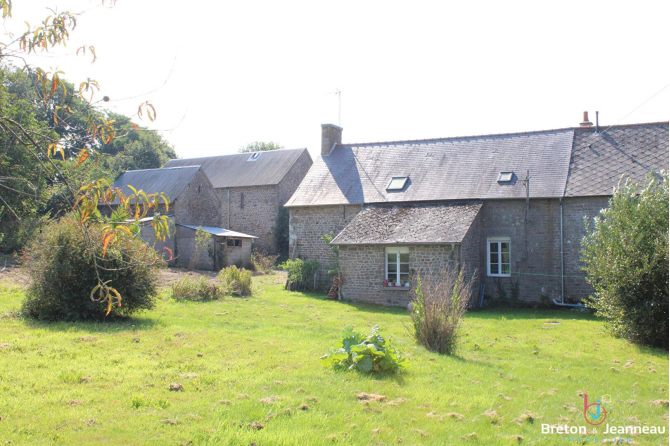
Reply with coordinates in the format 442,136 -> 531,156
321,123 -> 342,156
579,111 -> 593,127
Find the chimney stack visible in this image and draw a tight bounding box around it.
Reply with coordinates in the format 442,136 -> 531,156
579,111 -> 593,127
321,123 -> 342,156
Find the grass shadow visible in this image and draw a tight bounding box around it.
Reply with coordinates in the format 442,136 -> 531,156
330,367 -> 407,385
466,307 -> 599,322
22,314 -> 160,333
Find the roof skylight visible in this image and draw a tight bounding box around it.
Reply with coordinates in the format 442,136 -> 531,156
497,171 -> 514,183
247,152 -> 261,161
386,176 -> 408,191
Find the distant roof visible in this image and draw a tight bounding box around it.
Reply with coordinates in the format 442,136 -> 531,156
178,224 -> 257,239
286,130 -> 574,207
110,166 -> 201,204
564,122 -> 669,197
332,202 -> 482,245
163,148 -> 310,188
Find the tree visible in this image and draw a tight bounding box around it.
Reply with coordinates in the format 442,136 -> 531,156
581,173 -> 669,349
0,66 -> 176,224
0,1 -> 172,312
238,141 -> 283,153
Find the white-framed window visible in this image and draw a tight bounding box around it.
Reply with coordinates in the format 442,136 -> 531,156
487,237 -> 511,277
385,247 -> 410,285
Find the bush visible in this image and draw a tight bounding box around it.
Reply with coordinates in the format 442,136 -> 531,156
218,265 -> 252,296
581,174 -> 669,349
170,276 -> 225,301
252,250 -> 279,274
321,325 -> 407,374
409,268 -> 475,355
22,216 -> 159,321
279,258 -> 319,291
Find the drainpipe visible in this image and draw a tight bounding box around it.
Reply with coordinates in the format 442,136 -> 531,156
553,197 -> 585,308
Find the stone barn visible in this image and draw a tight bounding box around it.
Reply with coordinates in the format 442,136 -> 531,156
106,166 -> 256,270
164,148 -> 312,254
285,119 -> 669,307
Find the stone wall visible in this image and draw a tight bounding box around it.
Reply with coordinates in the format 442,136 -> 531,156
339,244 -> 460,307
478,197 -> 609,304
561,196 -> 609,301
288,204 -> 362,287
174,169 -> 221,228
218,185 -> 280,254
289,196 -> 610,304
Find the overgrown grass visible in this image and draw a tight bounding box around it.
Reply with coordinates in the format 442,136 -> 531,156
169,276 -> 225,302
0,272 -> 667,445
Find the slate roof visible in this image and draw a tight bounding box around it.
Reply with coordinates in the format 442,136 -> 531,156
178,224 -> 257,239
287,122 -> 669,207
331,202 -> 482,245
285,130 -> 574,207
163,148 -> 310,189
110,166 -> 201,204
564,122 -> 669,197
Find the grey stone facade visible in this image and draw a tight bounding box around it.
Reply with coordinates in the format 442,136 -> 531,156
288,204 -> 361,287
289,197 -> 609,306
164,148 -> 313,255
174,169 -> 222,228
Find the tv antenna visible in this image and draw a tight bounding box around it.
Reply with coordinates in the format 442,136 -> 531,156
334,88 -> 341,126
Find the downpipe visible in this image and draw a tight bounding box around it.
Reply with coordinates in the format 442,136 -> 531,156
554,197 -> 586,308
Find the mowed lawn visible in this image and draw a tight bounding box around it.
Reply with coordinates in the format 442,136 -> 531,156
0,272 -> 667,445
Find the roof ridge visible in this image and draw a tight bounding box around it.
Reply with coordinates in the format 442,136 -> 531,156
122,165 -> 201,174
340,121 -> 669,148
167,147 -> 308,163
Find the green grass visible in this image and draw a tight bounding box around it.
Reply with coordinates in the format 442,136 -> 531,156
0,274 -> 667,445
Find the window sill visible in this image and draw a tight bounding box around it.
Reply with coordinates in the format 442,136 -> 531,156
382,287 -> 411,291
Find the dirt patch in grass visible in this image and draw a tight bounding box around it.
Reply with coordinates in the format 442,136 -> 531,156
357,393 -> 386,402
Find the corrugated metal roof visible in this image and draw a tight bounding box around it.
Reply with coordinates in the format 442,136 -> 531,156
285,130 -> 574,207
110,166 -> 201,204
564,122 -> 669,197
163,148 -> 310,188
331,202 -> 482,245
178,224 -> 257,238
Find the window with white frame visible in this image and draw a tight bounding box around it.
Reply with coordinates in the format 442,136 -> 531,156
385,247 -> 410,285
487,237 -> 511,277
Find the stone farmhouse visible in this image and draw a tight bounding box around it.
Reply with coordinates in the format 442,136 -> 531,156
107,166 -> 256,270
164,148 -> 312,254
285,117 -> 669,307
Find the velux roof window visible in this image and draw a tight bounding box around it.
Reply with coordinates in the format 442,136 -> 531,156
497,171 -> 514,183
247,152 -> 261,161
386,176 -> 408,191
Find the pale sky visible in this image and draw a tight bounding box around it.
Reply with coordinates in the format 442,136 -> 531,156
6,1 -> 670,160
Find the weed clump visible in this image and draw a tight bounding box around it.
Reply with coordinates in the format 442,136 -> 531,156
217,265 -> 252,296
170,276 -> 225,301
251,250 -> 278,274
409,267 -> 475,355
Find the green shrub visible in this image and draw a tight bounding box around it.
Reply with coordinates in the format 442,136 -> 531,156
279,258 -> 319,291
218,265 -> 252,296
581,174 -> 669,349
252,250 -> 279,274
409,268 -> 474,355
22,216 -> 159,321
170,276 -> 225,301
321,325 -> 407,374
